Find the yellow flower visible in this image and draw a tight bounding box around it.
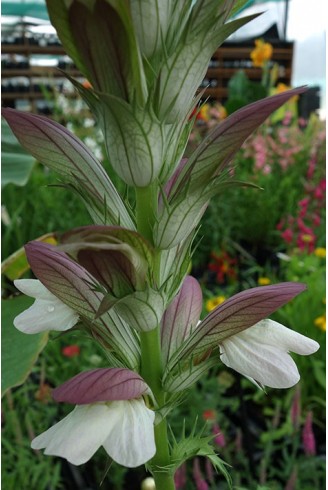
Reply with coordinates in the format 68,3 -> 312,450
198,104 -> 210,121
206,295 -> 226,312
314,247 -> 326,259
258,277 -> 271,286
314,315 -> 326,332
276,82 -> 289,93
274,83 -> 299,103
250,39 -> 273,67
301,233 -> 314,243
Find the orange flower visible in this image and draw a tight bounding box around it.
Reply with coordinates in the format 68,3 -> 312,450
35,383 -> 52,403
82,80 -> 92,89
250,39 -> 273,67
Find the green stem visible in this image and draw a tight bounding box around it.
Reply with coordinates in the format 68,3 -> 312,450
140,329 -> 175,490
136,185 -> 175,490
135,184 -> 157,243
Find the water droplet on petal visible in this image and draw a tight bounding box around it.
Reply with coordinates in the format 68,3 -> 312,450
47,305 -> 55,313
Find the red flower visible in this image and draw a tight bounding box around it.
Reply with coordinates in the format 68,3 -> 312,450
62,345 -> 80,358
208,251 -> 237,284
202,409 -> 216,421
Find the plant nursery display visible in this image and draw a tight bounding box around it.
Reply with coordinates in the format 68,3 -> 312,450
1,1 -> 325,489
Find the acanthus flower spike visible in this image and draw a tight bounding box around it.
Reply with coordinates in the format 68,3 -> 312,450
32,368 -> 156,468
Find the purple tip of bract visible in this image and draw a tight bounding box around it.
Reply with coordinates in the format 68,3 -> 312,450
162,158 -> 188,202
204,282 -> 306,330
52,368 -> 151,405
161,275 -> 202,363
25,241 -> 91,283
24,240 -> 103,318
188,282 -> 307,354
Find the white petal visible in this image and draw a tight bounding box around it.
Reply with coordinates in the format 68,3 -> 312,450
15,279 -> 54,300
14,280 -> 79,333
240,319 -> 320,355
31,404 -> 112,465
102,399 -> 156,467
220,335 -> 301,388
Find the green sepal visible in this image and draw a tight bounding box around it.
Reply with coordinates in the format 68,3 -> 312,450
168,421 -> 232,489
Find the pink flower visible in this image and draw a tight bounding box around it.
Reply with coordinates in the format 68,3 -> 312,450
281,228 -> 294,244
302,411 -> 316,456
312,213 -> 321,227
263,164 -> 271,175
205,459 -> 214,484
213,423 -> 226,448
298,197 -> 310,218
296,231 -> 315,253
174,463 -> 187,489
193,459 -> 209,490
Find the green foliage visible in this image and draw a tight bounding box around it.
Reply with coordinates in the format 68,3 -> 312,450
1,118 -> 35,188
1,165 -> 90,261
225,70 -> 267,114
1,296 -> 48,395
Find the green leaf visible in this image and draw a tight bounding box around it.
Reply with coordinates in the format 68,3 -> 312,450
1,296 -> 48,396
1,118 -> 35,188
1,233 -> 57,281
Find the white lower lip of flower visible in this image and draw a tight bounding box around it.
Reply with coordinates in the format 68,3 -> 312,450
219,319 -> 319,389
14,279 -> 79,333
31,399 -> 156,467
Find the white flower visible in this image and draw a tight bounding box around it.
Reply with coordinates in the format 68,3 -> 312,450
219,319 -> 320,389
14,279 -> 79,334
31,399 -> 156,467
